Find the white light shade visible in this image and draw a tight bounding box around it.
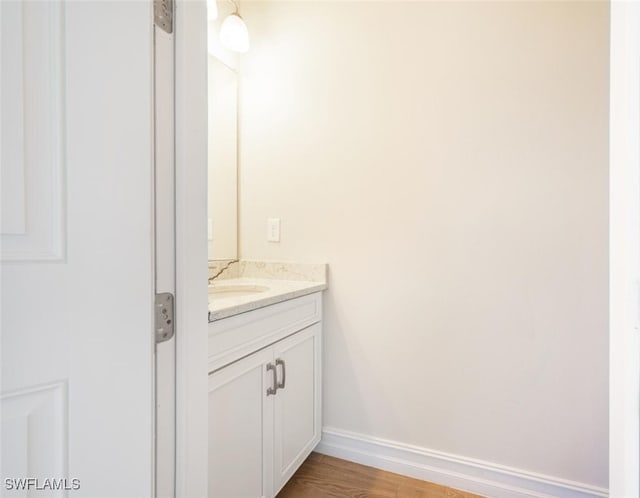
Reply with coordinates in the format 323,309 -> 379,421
219,14 -> 249,53
207,0 -> 218,20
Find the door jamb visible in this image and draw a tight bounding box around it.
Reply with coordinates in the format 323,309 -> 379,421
174,1 -> 210,496
609,2 -> 640,496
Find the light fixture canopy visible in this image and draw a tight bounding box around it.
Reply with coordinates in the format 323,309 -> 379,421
219,13 -> 250,53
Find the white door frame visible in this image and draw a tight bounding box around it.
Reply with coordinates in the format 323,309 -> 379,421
169,3 -> 640,498
154,7 -> 177,498
174,1 -> 210,497
609,2 -> 640,497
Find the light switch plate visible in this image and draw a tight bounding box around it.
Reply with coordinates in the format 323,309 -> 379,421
267,218 -> 280,242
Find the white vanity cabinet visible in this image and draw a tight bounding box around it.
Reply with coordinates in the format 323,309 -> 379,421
208,292 -> 322,498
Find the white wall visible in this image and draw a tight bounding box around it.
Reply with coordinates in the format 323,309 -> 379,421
239,1 -> 609,488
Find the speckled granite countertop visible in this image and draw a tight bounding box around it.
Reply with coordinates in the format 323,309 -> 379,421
208,261 -> 328,322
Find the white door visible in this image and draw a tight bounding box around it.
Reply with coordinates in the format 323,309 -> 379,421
1,2 -> 155,497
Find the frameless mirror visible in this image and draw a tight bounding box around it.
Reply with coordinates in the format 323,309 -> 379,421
208,55 -> 238,261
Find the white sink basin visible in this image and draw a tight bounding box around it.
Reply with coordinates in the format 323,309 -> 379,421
209,283 -> 270,298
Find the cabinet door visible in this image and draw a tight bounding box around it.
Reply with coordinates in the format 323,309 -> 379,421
208,348 -> 274,498
272,323 -> 322,494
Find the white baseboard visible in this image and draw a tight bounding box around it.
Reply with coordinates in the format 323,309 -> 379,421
315,428 -> 608,498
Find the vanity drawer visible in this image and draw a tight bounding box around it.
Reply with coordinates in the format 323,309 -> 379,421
208,292 -> 322,372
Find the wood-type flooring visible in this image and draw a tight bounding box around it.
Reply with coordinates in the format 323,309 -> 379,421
277,453 -> 486,498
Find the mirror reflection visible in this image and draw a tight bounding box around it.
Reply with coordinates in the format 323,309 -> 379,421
207,54 -> 238,262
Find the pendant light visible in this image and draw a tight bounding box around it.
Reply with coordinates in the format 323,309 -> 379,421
219,1 -> 249,53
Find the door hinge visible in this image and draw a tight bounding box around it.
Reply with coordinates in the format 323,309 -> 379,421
154,0 -> 173,34
155,292 -> 175,344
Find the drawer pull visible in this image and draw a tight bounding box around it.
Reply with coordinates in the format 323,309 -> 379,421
266,363 -> 277,396
276,358 -> 286,390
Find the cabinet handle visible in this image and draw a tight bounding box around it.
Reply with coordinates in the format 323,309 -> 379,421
266,363 -> 277,396
275,358 -> 286,390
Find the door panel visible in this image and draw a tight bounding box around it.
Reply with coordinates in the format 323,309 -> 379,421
0,0 -> 64,261
1,382 -> 66,497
